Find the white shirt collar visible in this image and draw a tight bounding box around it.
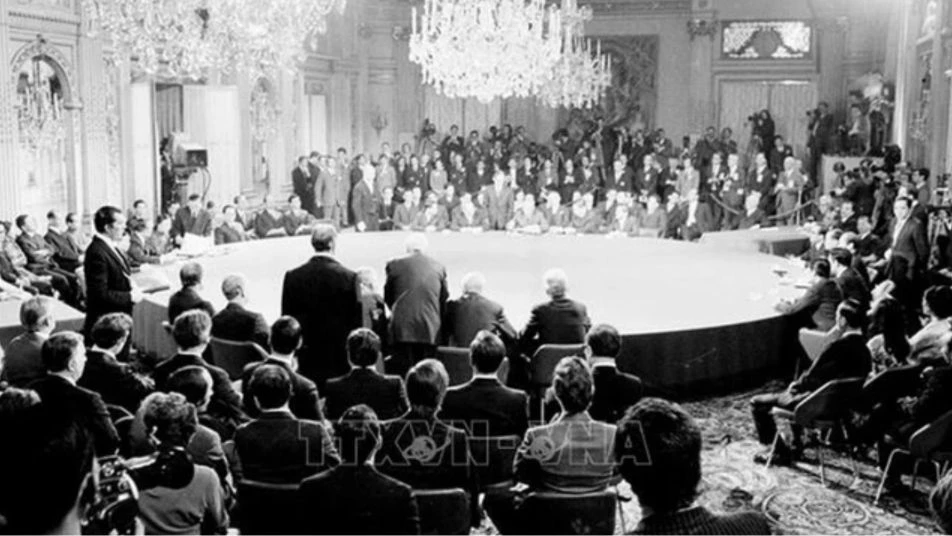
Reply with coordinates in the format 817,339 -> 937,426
473,372 -> 499,380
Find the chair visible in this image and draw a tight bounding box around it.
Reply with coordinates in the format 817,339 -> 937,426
236,480 -> 300,535
114,415 -> 135,458
208,337 -> 269,380
412,488 -> 471,535
468,435 -> 520,494
528,344 -> 585,421
861,364 -> 922,410
518,490 -> 617,535
435,347 -> 473,386
768,377 -> 866,486
106,404 -> 133,423
874,409 -> 952,504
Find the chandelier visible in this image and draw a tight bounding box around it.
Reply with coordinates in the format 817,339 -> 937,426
80,0 -> 346,80
409,0 -> 564,103
537,1 -> 611,109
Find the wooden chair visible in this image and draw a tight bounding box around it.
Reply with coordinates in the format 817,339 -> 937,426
412,488 -> 471,535
236,480 -> 300,535
874,408 -> 952,504
768,377 -> 866,486
528,344 -> 585,421
518,489 -> 617,535
208,337 -> 269,380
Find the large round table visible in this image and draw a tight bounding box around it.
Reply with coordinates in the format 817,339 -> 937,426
133,232 -> 808,397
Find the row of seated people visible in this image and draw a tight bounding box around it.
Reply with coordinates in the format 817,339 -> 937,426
0,213 -> 84,309
0,299 -> 772,534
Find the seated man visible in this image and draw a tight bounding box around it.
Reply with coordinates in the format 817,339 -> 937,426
210,273 -> 270,350
0,296 -> 55,387
909,285 -> 952,364
449,192 -> 488,232
45,210 -> 83,273
444,271 -> 516,348
639,195 -> 667,237
296,405 -> 420,535
412,191 -> 450,232
393,194 -> 419,231
565,192 -> 600,234
283,194 -> 317,236
167,261 -> 216,323
775,259 -> 843,332
214,204 -> 249,245
441,330 -> 529,438
541,190 -> 569,234
241,316 -> 322,421
751,300 -> 872,465
738,192 -> 767,230
171,193 -> 214,240
616,398 -> 771,534
323,328 -> 408,421
607,203 -> 639,236
14,214 -> 81,306
586,323 -> 643,424
508,194 -> 550,234
78,312 -> 153,413
519,268 -> 591,358
830,247 -> 871,313
232,364 -> 339,483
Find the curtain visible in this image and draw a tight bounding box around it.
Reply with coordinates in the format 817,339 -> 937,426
719,81 -> 770,153
423,86 -> 464,140
768,82 -> 817,161
154,84 -> 183,141
183,85 -> 241,204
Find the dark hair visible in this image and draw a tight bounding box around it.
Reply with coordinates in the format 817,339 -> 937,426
829,248 -> 853,269
270,316 -> 302,355
925,285 -> 952,319
616,398 -> 701,513
90,313 -> 133,349
179,261 -> 204,287
347,328 -> 381,368
838,299 -> 865,329
249,364 -> 292,410
128,217 -> 148,233
469,330 -> 506,373
172,310 -> 211,350
188,193 -> 201,202
288,194 -> 300,204
918,167 -> 931,181
812,258 -> 831,279
167,365 -> 211,406
586,324 -> 621,358
337,405 -> 380,464
553,356 -> 593,413
66,212 -> 77,224
895,196 -> 913,209
14,214 -> 28,230
46,210 -> 57,221
309,151 -> 320,159
140,392 -> 198,447
310,224 -> 337,252
405,359 -> 448,414
871,297 -> 910,360
41,332 -> 84,373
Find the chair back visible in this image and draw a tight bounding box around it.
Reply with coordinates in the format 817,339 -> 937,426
793,377 -> 865,428
435,347 -> 473,386
468,435 -> 520,489
412,488 -> 471,535
236,480 -> 299,535
209,337 -> 269,380
106,404 -> 133,423
909,409 -> 952,459
862,365 -> 922,407
529,344 -> 585,389
519,490 -> 617,535
114,416 -> 135,458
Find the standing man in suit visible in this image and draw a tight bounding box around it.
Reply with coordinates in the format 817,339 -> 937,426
746,153 -> 776,214
888,196 -> 929,310
323,328 -> 408,421
78,313 -> 153,414
316,155 -> 350,228
210,273 -> 270,351
170,194 -> 213,241
292,156 -> 316,217
585,324 -> 643,424
28,331 -> 119,455
281,224 -> 362,387
808,102 -> 835,181
485,171 -> 515,230
829,248 -> 870,313
351,163 -> 378,232
0,297 -> 55,387
444,271 -> 516,348
84,206 -> 142,337
384,233 -> 449,378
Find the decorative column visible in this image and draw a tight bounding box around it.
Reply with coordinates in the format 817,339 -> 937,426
928,0 -> 950,178
0,7 -> 19,219
77,32 -> 110,214
686,16 -> 718,134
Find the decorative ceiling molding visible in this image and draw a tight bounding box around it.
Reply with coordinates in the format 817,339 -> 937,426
582,0 -> 692,16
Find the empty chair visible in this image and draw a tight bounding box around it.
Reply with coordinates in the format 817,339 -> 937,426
529,344 -> 585,420
875,409 -> 952,504
518,490 -> 617,535
208,337 -> 269,380
412,488 -> 471,535
236,480 -> 299,535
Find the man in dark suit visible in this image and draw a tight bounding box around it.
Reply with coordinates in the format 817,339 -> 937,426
440,330 -> 529,438
0,297 -> 54,387
323,328 -> 407,421
444,271 -> 516,348
153,310 -> 245,429
281,224 -> 362,387
241,316 -> 323,421
776,259 -> 843,332
45,210 -> 82,273
617,398 -> 771,535
384,233 -> 449,378
296,405 -> 420,535
888,196 -> 929,296
28,331 -> 119,455
746,153 -> 776,213
808,101 -> 835,179
292,156 -> 317,217
232,364 -> 338,484
585,324 -> 643,424
751,300 -> 872,464
829,248 -> 870,312
351,167 -> 379,232
15,214 -> 82,308
170,194 -> 213,240
519,268 -> 591,357
78,313 -> 153,414
680,188 -> 716,241
210,273 -> 270,351
167,261 -> 216,323
84,206 -> 142,336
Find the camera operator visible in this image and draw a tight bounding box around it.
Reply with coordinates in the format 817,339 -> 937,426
749,110 -> 775,158
135,392 -> 228,535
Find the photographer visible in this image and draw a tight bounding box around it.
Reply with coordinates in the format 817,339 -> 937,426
136,392 -> 229,535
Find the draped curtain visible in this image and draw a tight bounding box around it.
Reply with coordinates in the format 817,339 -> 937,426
719,81 -> 769,160
154,84 -> 183,142
183,85 -> 241,204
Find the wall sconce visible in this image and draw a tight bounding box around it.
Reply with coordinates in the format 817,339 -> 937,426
686,19 -> 719,41
371,107 -> 389,138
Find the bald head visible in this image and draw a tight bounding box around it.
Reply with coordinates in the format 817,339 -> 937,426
221,273 -> 247,302
405,233 -> 428,254
461,272 -> 486,295
544,268 -> 568,298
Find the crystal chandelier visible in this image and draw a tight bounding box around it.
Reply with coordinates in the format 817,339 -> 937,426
81,0 -> 346,80
537,1 -> 612,109
409,0 -> 564,103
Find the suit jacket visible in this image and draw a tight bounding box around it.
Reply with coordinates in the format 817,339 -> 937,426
44,228 -> 82,272
633,506 -> 771,535
608,168 -> 634,192
316,170 -> 350,208
211,302 -> 270,351
292,167 -> 314,201
167,286 -> 216,324
385,253 -> 449,345
745,167 -> 776,202
241,358 -> 323,421
889,216 -> 929,277
444,292 -> 516,348
84,235 -> 133,335
171,206 -> 213,238
909,366 -> 952,427
281,255 -> 362,385
412,206 -> 450,232
213,224 -> 247,245
351,180 -> 379,231
440,377 -> 529,437
519,297 -> 591,355
589,364 -> 643,424
233,410 -> 339,484
16,232 -> 57,269
450,205 -> 489,230
683,201 -> 716,234
153,353 -> 245,424
0,331 -> 46,387
127,232 -> 160,267
323,367 -> 408,421
782,278 -> 842,332
296,465 -> 419,535
29,375 -> 119,455
78,349 -> 153,414
485,185 -> 515,230
254,210 -> 287,239
794,333 -> 872,393
836,268 -> 870,311
514,412 -> 616,494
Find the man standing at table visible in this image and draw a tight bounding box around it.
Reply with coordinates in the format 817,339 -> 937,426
84,206 -> 143,337
281,224 -> 362,387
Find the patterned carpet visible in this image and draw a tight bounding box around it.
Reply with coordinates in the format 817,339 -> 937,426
476,384 -> 942,535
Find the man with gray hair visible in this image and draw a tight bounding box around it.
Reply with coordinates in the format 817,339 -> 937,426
0,296 -> 56,387
518,268 -> 591,357
211,273 -> 270,351
444,271 -> 516,348
167,261 -> 215,323
384,233 -> 448,377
